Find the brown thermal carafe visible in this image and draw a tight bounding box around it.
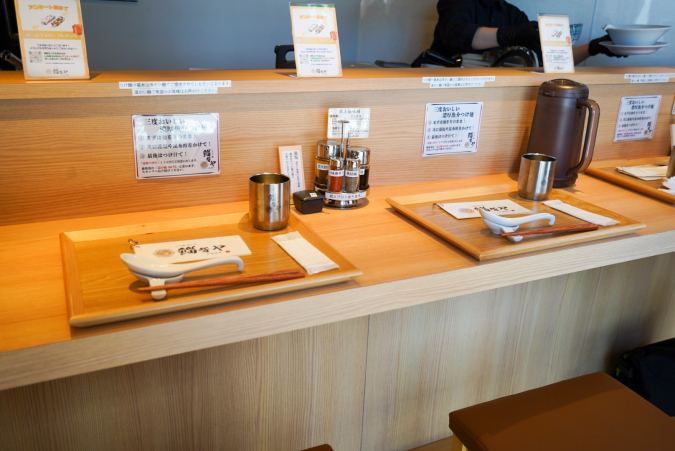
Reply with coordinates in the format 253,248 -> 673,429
526,79 -> 600,187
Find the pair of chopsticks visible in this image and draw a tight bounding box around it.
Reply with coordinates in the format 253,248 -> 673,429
138,269 -> 305,292
499,223 -> 599,237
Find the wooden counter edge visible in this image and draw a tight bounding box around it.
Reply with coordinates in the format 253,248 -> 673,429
1,67 -> 673,99
1,229 -> 674,391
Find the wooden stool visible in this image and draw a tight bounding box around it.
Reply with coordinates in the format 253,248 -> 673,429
449,372 -> 675,451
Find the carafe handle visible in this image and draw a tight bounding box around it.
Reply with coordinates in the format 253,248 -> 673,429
567,98 -> 600,177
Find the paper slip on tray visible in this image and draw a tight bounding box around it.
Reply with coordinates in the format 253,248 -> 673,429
386,185 -> 644,261
60,213 -> 361,327
585,157 -> 675,205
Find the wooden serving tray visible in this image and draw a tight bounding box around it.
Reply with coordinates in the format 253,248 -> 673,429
386,185 -> 644,261
585,156 -> 675,205
60,213 -> 361,327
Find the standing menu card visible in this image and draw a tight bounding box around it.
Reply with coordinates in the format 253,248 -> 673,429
289,2 -> 342,78
538,14 -> 574,74
14,0 -> 90,80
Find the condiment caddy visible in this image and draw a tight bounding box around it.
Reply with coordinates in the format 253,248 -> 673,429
314,121 -> 370,208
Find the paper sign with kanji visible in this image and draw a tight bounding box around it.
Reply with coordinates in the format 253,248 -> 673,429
289,2 -> 342,78
538,14 -> 574,74
14,0 -> 90,80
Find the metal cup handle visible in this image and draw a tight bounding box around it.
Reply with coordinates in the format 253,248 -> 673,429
567,98 -> 600,177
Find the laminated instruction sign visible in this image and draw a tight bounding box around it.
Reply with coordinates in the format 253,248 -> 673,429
289,2 -> 342,78
14,0 -> 89,80
328,108 -> 370,138
538,14 -> 574,74
422,102 -> 483,156
132,113 -> 220,179
613,95 -> 661,142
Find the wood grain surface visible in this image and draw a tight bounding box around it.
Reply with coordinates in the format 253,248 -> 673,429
586,156 -> 675,205
386,188 -> 644,260
1,254 -> 672,451
1,70 -> 673,226
361,254 -> 675,451
62,213 -> 361,327
2,173 -> 675,392
0,317 -> 370,451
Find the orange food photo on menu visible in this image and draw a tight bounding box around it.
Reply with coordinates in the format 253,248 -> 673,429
72,24 -> 83,35
330,31 -> 337,40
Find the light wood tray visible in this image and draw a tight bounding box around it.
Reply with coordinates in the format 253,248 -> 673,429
60,213 -> 361,327
386,186 -> 645,261
585,156 -> 675,205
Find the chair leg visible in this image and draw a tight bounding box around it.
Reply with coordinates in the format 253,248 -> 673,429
450,434 -> 468,451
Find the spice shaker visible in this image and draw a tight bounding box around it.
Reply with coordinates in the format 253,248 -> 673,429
344,158 -> 361,193
327,158 -> 344,193
315,140 -> 340,189
349,147 -> 370,191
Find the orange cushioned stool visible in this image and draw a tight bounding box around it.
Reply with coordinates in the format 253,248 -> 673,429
449,372 -> 675,451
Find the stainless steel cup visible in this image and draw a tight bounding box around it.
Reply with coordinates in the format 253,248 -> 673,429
518,154 -> 557,201
249,173 -> 290,230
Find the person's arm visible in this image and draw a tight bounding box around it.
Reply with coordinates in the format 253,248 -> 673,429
471,27 -> 499,50
573,35 -> 627,65
573,44 -> 590,65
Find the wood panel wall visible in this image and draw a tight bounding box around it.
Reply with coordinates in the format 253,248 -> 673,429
2,253 -> 674,451
1,83 -> 673,226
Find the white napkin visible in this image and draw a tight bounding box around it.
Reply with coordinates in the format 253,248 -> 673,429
272,232 -> 339,275
662,176 -> 675,194
543,200 -> 619,226
616,165 -> 667,181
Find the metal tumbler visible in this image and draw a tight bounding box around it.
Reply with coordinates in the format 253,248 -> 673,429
518,154 -> 557,201
249,173 -> 290,231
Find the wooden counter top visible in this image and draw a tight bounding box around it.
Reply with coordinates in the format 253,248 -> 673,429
1,172 -> 675,390
1,66 -> 673,99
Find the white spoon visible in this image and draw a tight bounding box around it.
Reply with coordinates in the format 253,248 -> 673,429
121,253 -> 244,278
479,208 -> 555,227
482,219 -> 523,243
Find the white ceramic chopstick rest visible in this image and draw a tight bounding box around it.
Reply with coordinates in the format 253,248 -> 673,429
479,209 -> 555,244
121,254 -> 245,300
482,219 -> 523,243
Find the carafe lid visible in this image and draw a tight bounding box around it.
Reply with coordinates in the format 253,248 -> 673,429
538,79 -> 589,99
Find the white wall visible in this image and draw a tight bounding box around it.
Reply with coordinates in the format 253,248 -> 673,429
80,0 -> 361,70
78,0 -> 674,70
356,0 -> 675,67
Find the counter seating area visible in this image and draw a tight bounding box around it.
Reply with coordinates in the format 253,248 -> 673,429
1,67 -> 674,451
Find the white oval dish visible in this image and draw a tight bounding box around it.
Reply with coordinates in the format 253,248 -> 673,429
599,41 -> 669,56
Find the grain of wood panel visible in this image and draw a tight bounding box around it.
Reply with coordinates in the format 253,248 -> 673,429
3,174 -> 675,391
1,78 -> 672,225
2,67 -> 672,99
0,317 -> 369,451
360,256 -> 673,451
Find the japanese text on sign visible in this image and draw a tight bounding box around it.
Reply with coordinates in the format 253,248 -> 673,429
16,0 -> 89,80
120,80 -> 231,96
624,73 -> 675,84
538,14 -> 574,74
328,108 -> 370,138
614,96 -> 661,142
422,102 -> 483,156
422,76 -> 495,88
290,2 -> 342,78
132,113 -> 220,179
134,236 -> 252,264
279,146 -> 306,194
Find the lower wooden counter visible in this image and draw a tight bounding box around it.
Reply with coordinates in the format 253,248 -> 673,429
2,172 -> 675,391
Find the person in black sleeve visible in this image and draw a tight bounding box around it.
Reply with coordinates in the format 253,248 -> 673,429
412,0 -> 625,67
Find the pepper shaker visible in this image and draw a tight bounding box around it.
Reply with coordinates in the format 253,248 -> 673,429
344,158 -> 360,193
349,147 -> 370,191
